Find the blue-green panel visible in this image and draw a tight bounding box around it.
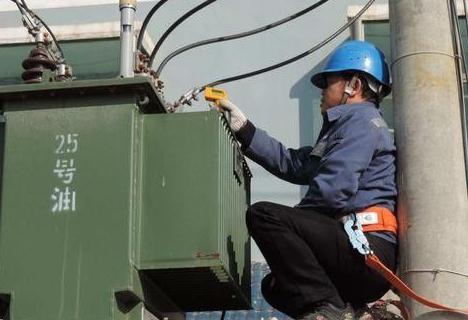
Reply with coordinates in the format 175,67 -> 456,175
0,38 -> 120,85
363,20 -> 394,131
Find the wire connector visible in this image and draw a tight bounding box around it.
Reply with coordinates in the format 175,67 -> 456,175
14,0 -> 73,82
172,87 -> 202,110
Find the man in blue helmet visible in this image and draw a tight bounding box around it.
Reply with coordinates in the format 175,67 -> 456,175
218,40 -> 397,320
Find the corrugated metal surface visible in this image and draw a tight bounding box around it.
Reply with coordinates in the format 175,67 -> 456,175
218,115 -> 251,293
0,79 -> 251,317
138,111 -> 251,311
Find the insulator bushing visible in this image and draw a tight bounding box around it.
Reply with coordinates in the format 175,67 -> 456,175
21,46 -> 56,84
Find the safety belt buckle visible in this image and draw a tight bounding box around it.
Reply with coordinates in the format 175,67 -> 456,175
340,207 -> 398,234
344,213 -> 373,256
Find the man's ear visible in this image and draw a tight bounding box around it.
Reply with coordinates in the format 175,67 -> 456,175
344,75 -> 360,97
351,78 -> 363,97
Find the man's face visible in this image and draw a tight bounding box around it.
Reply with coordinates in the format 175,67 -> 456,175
320,74 -> 347,114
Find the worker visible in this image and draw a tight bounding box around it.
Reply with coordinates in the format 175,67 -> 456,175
217,40 -> 397,320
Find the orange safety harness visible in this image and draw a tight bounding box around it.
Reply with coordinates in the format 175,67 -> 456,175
343,207 -> 468,319
341,206 -> 397,233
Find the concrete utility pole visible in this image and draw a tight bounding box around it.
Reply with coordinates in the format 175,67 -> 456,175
390,0 -> 468,319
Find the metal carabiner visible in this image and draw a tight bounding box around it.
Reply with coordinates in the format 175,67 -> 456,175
344,213 -> 373,255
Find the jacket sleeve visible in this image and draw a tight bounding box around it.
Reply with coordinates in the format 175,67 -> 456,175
243,126 -> 318,185
307,116 -> 380,213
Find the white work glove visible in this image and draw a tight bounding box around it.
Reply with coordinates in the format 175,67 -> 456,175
217,99 -> 248,132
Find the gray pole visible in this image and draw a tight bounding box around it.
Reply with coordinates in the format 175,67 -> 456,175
120,0 -> 137,78
389,0 -> 468,318
350,17 -> 364,41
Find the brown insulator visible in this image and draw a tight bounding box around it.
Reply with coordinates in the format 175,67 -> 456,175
21,46 -> 56,84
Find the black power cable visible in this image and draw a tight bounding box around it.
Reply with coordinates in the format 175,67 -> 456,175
201,0 -> 375,89
13,0 -> 37,34
9,0 -> 65,62
155,0 -> 331,77
149,0 -> 219,67
13,0 -> 31,22
136,0 -> 170,51
32,15 -> 65,62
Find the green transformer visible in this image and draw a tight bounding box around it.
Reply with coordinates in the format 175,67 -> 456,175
0,78 -> 251,320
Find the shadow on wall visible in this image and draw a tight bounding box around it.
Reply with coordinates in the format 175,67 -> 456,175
289,56 -> 329,197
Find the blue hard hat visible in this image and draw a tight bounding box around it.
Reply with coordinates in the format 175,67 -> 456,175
311,40 -> 391,97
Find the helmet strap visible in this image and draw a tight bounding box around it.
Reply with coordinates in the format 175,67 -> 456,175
340,74 -> 359,105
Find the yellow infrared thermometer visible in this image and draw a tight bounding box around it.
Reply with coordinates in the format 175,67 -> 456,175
204,87 -> 228,107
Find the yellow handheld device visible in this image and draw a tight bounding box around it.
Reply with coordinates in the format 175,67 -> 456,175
204,87 -> 228,106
